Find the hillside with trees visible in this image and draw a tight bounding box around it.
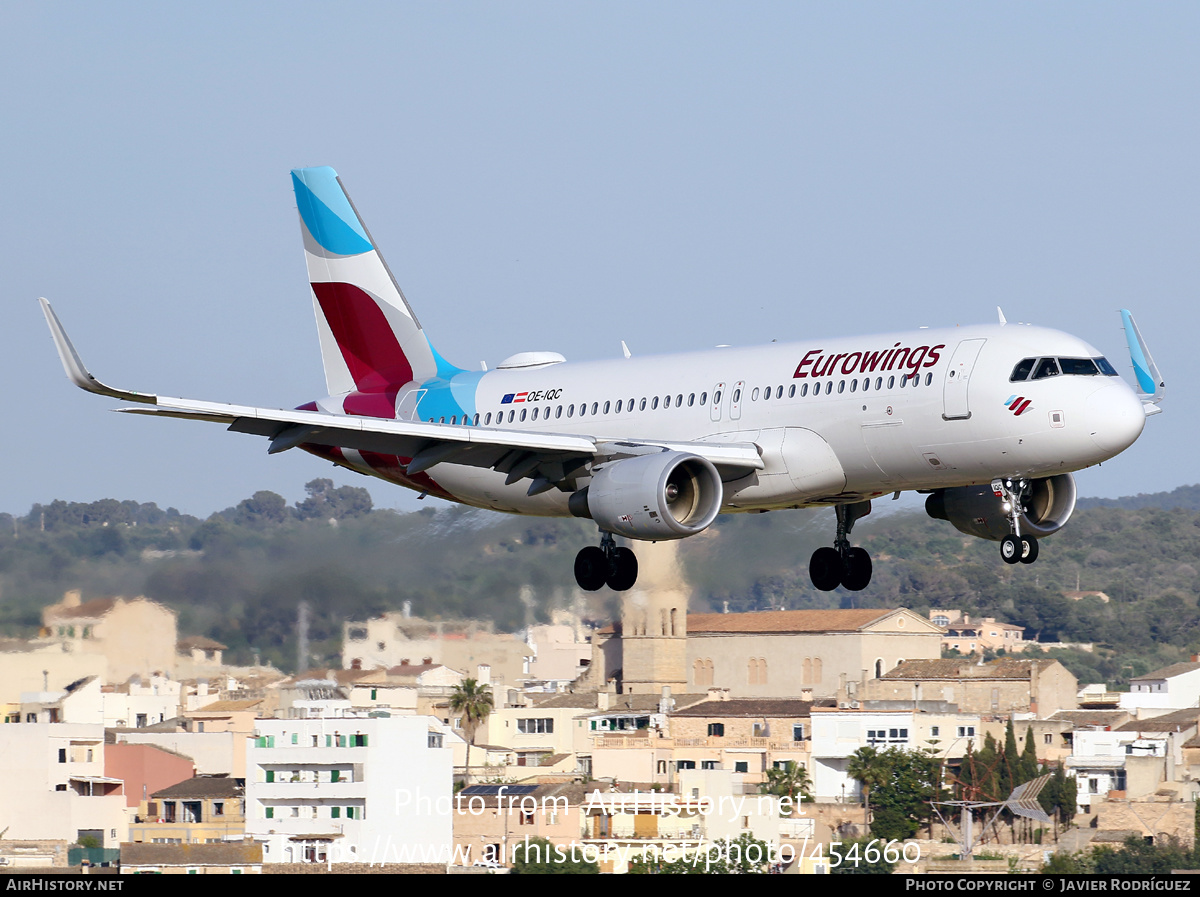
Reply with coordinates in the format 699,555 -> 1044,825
0,481 -> 1198,679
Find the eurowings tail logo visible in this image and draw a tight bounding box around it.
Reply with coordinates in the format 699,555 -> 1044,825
1004,395 -> 1032,416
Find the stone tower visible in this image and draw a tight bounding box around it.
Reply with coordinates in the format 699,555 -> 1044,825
618,541 -> 689,694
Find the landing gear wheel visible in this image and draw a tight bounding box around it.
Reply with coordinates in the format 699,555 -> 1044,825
1019,535 -> 1039,565
841,547 -> 873,591
1000,535 -> 1022,565
606,547 -> 639,591
574,546 -> 608,591
810,546 -> 843,591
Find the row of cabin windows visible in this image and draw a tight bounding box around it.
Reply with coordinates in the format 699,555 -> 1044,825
426,372 -> 939,426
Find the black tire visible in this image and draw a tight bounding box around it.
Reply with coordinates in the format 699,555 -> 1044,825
810,546 -> 842,591
842,547 -> 873,591
607,547 -> 639,591
1000,534 -> 1022,565
1019,535 -> 1039,565
574,546 -> 608,591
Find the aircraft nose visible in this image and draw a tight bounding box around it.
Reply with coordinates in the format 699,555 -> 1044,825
1085,382 -> 1146,456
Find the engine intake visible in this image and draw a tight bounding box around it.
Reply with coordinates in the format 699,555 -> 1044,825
925,473 -> 1077,542
569,452 -> 723,540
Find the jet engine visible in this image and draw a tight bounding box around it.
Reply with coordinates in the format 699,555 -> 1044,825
925,473 -> 1077,542
569,451 -> 723,540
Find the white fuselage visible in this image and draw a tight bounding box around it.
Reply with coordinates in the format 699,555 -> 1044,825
370,322 -> 1145,515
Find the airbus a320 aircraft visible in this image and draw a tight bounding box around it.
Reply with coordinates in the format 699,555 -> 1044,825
40,167 -> 1165,593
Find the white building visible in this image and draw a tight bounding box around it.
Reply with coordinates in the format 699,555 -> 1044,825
244,716 -> 453,865
0,723 -> 128,846
1120,660 -> 1200,712
808,706 -> 984,802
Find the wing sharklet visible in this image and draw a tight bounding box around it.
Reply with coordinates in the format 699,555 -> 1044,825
39,299 -> 157,404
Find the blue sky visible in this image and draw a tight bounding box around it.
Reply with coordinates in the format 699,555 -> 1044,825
2,3 -> 1195,517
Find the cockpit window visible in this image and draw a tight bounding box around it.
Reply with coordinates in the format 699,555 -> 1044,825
1059,357 -> 1100,376
1094,356 -> 1119,376
1032,358 -> 1060,380
1010,358 -> 1036,381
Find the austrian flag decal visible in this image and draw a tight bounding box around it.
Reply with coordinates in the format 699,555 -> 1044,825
1004,395 -> 1032,416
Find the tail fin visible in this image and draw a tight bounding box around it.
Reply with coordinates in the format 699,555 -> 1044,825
292,167 -> 461,412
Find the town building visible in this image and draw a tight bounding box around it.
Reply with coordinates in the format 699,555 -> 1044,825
930,610 -> 1027,655
0,723 -> 127,847
864,657 -> 1078,716
129,775 -> 246,845
1120,659 -> 1200,713
243,716 -> 453,865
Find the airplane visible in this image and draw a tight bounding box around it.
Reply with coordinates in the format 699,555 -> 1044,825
39,166 -> 1165,594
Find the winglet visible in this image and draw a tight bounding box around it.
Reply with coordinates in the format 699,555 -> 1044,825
38,298 -> 156,404
1120,309 -> 1165,407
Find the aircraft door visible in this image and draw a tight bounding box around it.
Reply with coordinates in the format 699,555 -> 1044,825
942,339 -> 986,420
710,382 -> 725,422
730,381 -> 745,421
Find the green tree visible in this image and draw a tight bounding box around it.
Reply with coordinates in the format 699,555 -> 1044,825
847,746 -> 887,828
830,836 -> 897,875
510,837 -> 598,874
448,678 -> 493,779
761,761 -> 812,809
850,747 -> 939,841
629,833 -> 771,874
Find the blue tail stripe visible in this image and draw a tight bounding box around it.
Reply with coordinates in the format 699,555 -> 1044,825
292,168 -> 374,256
1121,309 -> 1157,395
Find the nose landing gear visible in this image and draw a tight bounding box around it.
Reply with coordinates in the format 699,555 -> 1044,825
575,531 -> 639,592
993,478 -> 1039,565
809,501 -> 874,592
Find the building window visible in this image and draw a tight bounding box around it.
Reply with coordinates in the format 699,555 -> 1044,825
734,762 -> 748,774
957,726 -> 976,738
428,733 -> 443,748
793,724 -> 805,741
701,761 -> 718,770
517,718 -> 554,735
677,761 -> 696,771
707,723 -> 724,737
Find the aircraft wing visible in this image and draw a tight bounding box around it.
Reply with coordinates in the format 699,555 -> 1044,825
40,299 -> 763,494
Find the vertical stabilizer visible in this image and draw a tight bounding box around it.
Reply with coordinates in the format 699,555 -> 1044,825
292,167 -> 460,416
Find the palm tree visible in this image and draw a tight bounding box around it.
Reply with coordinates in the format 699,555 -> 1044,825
761,761 -> 813,813
449,678 -> 494,780
847,746 -> 888,832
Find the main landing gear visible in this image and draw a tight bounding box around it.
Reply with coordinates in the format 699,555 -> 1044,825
993,478 -> 1039,566
809,501 -> 873,592
575,531 -> 639,592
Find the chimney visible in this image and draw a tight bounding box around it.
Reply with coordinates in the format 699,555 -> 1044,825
476,664 -> 491,685
62,589 -> 82,608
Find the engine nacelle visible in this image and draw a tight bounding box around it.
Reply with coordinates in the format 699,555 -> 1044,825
569,452 -> 723,540
925,473 -> 1077,542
